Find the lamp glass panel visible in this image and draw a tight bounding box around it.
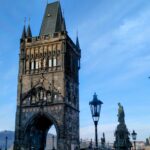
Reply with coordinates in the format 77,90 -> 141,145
97,104 -> 100,115
94,105 -> 97,115
132,134 -> 136,140
93,116 -> 99,122
90,105 -> 94,117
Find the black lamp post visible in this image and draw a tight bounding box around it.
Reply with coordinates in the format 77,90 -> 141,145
131,130 -> 137,150
89,93 -> 103,149
4,130 -> 8,150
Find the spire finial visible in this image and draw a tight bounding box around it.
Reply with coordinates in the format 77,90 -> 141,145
27,23 -> 32,38
27,17 -> 32,38
93,93 -> 98,101
28,17 -> 30,25
24,17 -> 26,26
21,18 -> 27,39
76,31 -> 80,49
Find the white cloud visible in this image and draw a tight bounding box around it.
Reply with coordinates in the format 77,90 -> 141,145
80,4 -> 150,86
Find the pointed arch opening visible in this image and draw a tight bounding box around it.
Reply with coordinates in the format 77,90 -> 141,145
45,125 -> 57,150
23,113 -> 58,150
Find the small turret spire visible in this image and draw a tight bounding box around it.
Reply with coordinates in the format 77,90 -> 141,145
27,18 -> 32,38
21,18 -> 27,39
40,1 -> 66,35
21,25 -> 27,39
76,32 -> 80,49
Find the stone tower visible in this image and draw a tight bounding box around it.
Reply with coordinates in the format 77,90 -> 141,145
13,2 -> 81,150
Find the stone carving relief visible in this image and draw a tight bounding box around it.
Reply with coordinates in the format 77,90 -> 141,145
22,75 -> 63,107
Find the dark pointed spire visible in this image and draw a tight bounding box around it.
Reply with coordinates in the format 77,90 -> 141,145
21,18 -> 27,39
27,18 -> 32,38
21,25 -> 26,39
27,25 -> 32,38
40,1 -> 66,36
76,33 -> 80,49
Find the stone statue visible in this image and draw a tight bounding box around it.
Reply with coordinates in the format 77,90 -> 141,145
118,103 -> 125,124
114,103 -> 132,149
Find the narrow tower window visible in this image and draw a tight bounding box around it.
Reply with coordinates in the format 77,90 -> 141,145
53,58 -> 57,67
35,60 -> 38,69
31,61 -> 34,70
49,59 -> 52,67
43,59 -> 46,68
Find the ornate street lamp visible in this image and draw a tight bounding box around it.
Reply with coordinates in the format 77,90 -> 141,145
89,93 -> 103,149
131,130 -> 137,150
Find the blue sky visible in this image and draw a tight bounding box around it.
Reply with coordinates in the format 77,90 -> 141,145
0,0 -> 150,142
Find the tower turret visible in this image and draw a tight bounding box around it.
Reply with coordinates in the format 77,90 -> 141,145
76,34 -> 80,49
27,24 -> 32,38
21,25 -> 26,39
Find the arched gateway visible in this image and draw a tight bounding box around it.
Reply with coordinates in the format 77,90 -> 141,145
13,1 -> 81,150
23,113 -> 59,149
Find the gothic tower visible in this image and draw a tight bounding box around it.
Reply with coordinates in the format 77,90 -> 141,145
14,2 -> 81,150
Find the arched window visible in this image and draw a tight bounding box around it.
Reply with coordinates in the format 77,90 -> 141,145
53,57 -> 57,67
49,58 -> 52,67
35,60 -> 38,69
43,58 -> 46,68
31,61 -> 34,70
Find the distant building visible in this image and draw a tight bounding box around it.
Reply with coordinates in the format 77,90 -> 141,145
145,146 -> 150,150
134,141 -> 145,150
80,139 -> 113,149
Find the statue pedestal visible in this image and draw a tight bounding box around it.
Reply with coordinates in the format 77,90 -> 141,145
114,123 -> 132,150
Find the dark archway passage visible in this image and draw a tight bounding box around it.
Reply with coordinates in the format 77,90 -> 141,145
24,113 -> 58,150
